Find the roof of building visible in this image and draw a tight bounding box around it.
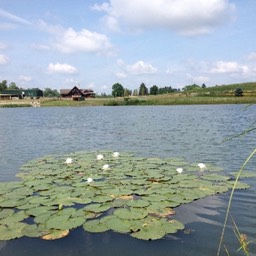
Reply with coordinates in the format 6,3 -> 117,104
60,86 -> 95,97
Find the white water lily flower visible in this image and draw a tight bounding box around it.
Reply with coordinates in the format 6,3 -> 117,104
176,168 -> 183,174
97,154 -> 104,160
65,158 -> 73,164
112,152 -> 120,158
198,163 -> 206,170
87,177 -> 93,183
102,164 -> 110,171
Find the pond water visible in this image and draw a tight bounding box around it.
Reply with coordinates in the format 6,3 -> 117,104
0,105 -> 255,256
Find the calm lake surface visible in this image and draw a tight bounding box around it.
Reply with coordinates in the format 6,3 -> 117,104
0,105 -> 255,256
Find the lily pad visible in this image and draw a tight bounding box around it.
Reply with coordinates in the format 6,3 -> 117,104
41,229 -> 69,240
126,199 -> 150,208
0,222 -> 26,240
104,216 -> 131,233
22,224 -> 47,238
83,219 -> 109,233
131,218 -> 166,240
113,208 -> 148,220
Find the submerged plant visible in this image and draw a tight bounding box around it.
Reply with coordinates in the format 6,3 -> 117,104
0,151 -> 253,241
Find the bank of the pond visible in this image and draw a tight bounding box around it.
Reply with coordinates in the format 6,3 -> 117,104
1,95 -> 256,108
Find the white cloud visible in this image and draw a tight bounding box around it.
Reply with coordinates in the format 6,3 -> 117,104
127,60 -> 158,74
117,59 -> 125,66
19,75 -> 32,82
116,60 -> 157,78
0,8 -> 31,25
103,16 -> 120,32
93,0 -> 235,35
91,3 -> 110,12
210,61 -> 248,74
55,28 -> 112,54
0,54 -> 9,65
38,21 -> 113,54
47,63 -> 78,74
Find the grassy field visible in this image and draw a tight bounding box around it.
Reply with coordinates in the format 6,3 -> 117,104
1,82 -> 256,107
1,95 -> 256,108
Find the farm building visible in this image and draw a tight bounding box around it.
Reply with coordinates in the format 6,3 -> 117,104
0,88 -> 43,99
60,86 -> 95,100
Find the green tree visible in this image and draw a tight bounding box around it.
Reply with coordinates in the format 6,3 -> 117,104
43,88 -> 60,97
234,88 -> 243,97
139,83 -> 148,96
8,82 -> 19,90
133,89 -> 138,96
158,86 -> 176,94
182,84 -> 201,91
150,85 -> 158,95
0,80 -> 8,92
112,83 -> 124,97
124,88 -> 132,97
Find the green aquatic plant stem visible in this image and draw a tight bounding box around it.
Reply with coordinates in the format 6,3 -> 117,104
217,148 -> 256,256
230,214 -> 250,255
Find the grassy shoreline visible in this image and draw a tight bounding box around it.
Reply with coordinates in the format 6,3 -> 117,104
1,94 -> 256,108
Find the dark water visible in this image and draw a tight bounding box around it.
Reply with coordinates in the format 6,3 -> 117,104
0,105 -> 255,256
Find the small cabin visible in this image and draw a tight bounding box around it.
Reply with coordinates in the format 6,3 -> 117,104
60,86 -> 95,100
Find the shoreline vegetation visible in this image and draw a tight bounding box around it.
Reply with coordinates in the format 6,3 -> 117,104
1,82 -> 256,107
1,94 -> 256,108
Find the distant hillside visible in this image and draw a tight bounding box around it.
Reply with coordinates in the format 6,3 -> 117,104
189,82 -> 256,96
205,82 -> 256,92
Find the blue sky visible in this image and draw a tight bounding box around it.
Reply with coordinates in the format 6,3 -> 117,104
0,0 -> 256,94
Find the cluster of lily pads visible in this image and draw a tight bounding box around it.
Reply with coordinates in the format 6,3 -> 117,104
0,151 -> 253,241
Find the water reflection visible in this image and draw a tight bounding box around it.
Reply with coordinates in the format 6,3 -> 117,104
176,195 -> 225,226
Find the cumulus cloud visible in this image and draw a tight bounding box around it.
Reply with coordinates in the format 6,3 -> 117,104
0,54 -> 9,65
92,0 -> 235,35
210,61 -> 248,74
38,21 -> 113,54
116,60 -> 157,78
47,63 -> 78,74
127,61 -> 158,74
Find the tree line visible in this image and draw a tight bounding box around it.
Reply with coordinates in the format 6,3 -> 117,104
0,80 -> 60,97
0,80 -> 19,92
1,79 -> 243,98
111,82 -> 181,97
110,82 -> 246,98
